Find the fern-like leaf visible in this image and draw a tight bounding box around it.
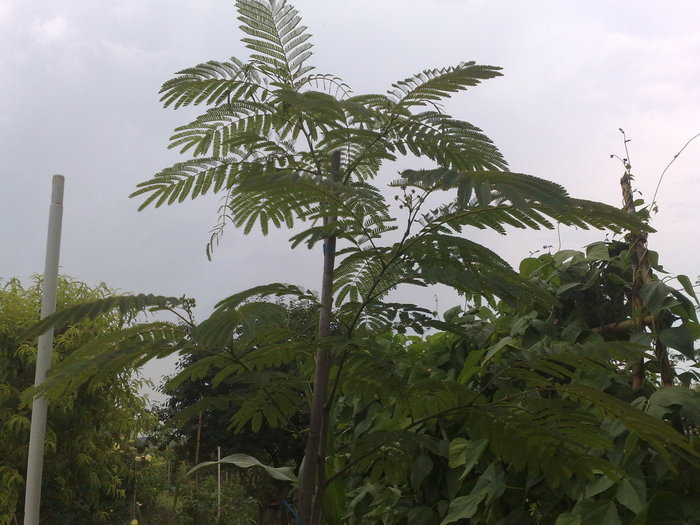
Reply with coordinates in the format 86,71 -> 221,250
394,112 -> 508,171
195,285 -> 317,349
159,57 -> 267,109
24,294 -> 185,338
389,61 -> 502,110
25,322 -> 185,401
236,0 -> 314,84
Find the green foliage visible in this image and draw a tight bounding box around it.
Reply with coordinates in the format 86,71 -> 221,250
332,242 -> 700,524
0,276 -> 157,524
21,1 -> 690,524
175,473 -> 258,525
131,0 -> 644,292
128,449 -> 260,525
156,297 -> 313,523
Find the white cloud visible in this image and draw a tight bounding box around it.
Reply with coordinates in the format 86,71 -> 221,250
31,15 -> 69,45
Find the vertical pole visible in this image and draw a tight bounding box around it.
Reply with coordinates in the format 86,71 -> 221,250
24,175 -> 65,525
217,446 -> 221,523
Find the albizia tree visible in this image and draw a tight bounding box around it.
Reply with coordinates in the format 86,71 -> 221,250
26,2 -> 699,525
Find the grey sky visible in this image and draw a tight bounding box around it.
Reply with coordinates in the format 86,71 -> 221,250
1,1 -> 698,384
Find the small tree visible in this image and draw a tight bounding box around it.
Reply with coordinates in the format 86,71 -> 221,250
125,1 -> 645,522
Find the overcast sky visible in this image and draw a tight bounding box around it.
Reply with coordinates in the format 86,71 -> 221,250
1,0 -> 698,384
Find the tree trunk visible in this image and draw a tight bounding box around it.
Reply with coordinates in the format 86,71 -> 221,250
194,407 -> 203,497
298,151 -> 341,525
194,409 -> 203,465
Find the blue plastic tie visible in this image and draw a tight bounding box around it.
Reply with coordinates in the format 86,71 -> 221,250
282,499 -> 304,525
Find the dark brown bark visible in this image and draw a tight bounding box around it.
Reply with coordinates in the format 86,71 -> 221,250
298,151 -> 341,525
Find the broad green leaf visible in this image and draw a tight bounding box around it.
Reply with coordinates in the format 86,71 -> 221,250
658,326 -> 695,358
647,386 -> 700,424
615,477 -> 646,513
445,466 -> 463,501
631,492 -> 685,525
322,476 -> 345,525
441,463 -> 503,523
440,493 -> 485,524
639,281 -> 674,313
677,274 -> 699,304
484,336 -> 519,361
552,249 -> 582,265
448,437 -> 488,479
556,282 -> 582,295
586,242 -> 610,261
647,249 -> 664,272
448,438 -> 468,468
622,431 -> 640,462
519,257 -> 543,278
630,331 -> 653,346
407,507 -> 436,525
555,513 -> 582,525
584,474 -> 615,498
410,454 -> 434,492
457,349 -> 486,384
184,453 -> 297,483
687,320 -> 700,339
574,500 -> 621,525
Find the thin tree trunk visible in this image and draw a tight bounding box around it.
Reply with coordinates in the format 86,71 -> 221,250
298,151 -> 341,525
194,408 -> 203,491
194,409 -> 203,464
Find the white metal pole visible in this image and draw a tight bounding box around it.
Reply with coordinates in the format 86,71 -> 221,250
217,446 -> 221,523
24,175 -> 65,525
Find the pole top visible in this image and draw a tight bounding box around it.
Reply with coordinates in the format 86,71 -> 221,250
51,175 -> 64,205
